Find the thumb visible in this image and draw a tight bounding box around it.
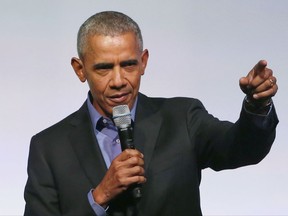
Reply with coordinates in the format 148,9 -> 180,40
239,77 -> 250,94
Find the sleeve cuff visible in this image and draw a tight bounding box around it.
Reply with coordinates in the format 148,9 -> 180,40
87,189 -> 107,216
243,97 -> 273,116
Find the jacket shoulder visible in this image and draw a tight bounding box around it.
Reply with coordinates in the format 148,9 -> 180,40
32,101 -> 88,141
139,93 -> 205,112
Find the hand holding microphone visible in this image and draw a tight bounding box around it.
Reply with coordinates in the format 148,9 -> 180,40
113,105 -> 144,199
92,105 -> 145,207
92,149 -> 145,208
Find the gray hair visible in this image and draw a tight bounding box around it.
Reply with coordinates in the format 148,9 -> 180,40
77,11 -> 143,59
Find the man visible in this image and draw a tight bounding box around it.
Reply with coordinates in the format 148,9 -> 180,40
24,11 -> 278,216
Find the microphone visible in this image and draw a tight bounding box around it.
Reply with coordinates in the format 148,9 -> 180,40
112,105 -> 142,199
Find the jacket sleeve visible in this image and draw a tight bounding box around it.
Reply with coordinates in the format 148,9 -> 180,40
189,100 -> 279,171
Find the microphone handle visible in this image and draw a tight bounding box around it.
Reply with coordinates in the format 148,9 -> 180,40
118,126 -> 135,150
118,126 -> 142,199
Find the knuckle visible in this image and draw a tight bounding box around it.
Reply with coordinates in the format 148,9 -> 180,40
138,166 -> 145,175
130,156 -> 139,164
136,166 -> 142,174
114,172 -> 121,180
118,178 -> 125,185
124,149 -> 131,154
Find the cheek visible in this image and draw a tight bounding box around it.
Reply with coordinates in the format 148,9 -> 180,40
126,74 -> 141,90
87,78 -> 107,95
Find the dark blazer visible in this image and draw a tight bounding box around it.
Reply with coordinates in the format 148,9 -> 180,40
24,93 -> 278,216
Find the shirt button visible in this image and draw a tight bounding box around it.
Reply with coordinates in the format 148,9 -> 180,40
103,119 -> 107,124
116,139 -> 120,144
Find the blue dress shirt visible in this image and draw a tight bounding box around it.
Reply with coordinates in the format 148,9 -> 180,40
86,93 -> 137,216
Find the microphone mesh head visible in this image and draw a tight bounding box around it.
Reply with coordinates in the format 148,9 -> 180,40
112,105 -> 131,128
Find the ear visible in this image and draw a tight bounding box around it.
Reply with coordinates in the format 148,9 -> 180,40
140,49 -> 149,75
71,57 -> 86,82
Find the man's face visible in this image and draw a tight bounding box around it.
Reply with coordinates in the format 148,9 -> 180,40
72,32 -> 149,117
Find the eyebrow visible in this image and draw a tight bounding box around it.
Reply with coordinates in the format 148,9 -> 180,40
93,59 -> 139,70
120,59 -> 138,67
93,63 -> 114,70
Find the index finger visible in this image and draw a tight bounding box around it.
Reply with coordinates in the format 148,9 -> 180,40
253,59 -> 268,77
118,149 -> 144,160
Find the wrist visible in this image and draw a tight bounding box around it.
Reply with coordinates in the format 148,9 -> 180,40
244,96 -> 272,114
92,187 -> 110,208
245,95 -> 271,107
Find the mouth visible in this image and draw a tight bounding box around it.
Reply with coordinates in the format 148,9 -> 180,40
108,92 -> 130,104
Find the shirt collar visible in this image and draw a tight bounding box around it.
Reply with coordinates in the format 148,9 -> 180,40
86,91 -> 137,129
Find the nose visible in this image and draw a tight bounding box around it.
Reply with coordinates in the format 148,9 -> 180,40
110,66 -> 126,89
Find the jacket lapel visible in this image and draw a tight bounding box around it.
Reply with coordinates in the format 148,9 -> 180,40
134,93 -> 162,171
68,102 -> 107,187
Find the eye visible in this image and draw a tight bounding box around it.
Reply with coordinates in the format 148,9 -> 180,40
93,63 -> 114,74
120,60 -> 138,71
